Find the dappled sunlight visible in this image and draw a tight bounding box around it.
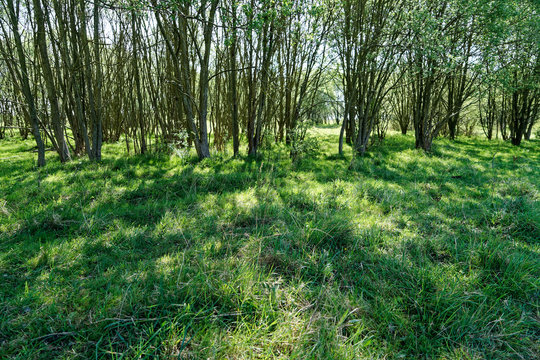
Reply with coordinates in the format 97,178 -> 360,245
0,0 -> 537,355
0,133 -> 538,358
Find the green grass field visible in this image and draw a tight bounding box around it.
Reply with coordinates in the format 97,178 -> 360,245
1,128 -> 539,359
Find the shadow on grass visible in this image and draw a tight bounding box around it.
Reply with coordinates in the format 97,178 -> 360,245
0,134 -> 538,359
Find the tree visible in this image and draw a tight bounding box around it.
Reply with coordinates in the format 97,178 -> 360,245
336,0 -> 406,155
0,0 -> 46,166
407,0 -> 480,151
151,0 -> 218,159
480,0 -> 539,145
33,0 -> 71,162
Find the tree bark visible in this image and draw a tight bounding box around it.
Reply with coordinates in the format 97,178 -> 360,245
33,0 -> 71,162
3,0 -> 46,166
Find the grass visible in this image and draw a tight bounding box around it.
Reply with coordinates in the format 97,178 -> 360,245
0,127 -> 539,359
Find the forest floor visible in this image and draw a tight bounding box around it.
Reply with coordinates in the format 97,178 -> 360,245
0,126 -> 539,359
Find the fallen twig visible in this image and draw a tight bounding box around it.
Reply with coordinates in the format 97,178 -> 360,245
32,332 -> 76,342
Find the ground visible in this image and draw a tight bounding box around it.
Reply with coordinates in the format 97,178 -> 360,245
0,127 -> 538,359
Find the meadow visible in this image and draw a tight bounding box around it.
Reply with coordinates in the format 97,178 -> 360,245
0,127 -> 539,359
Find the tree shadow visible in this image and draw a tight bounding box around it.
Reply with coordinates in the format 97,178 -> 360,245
1,135 -> 538,359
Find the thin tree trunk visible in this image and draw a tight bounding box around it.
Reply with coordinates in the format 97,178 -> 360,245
4,0 -> 46,166
132,11 -> 146,154
92,0 -> 103,160
33,0 -> 71,162
229,3 -> 239,156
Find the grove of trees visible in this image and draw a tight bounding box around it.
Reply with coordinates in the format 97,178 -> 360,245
0,0 -> 538,166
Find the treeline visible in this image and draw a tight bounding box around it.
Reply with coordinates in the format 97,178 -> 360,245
0,0 -> 538,166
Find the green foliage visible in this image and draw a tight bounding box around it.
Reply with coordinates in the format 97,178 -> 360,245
168,130 -> 191,162
0,128 -> 539,358
289,121 -> 321,164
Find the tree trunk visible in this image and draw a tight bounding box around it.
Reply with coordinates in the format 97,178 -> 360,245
229,4 -> 239,156
4,0 -> 46,166
33,0 -> 71,162
132,12 -> 146,154
92,0 -> 103,160
338,111 -> 348,155
196,0 -> 219,159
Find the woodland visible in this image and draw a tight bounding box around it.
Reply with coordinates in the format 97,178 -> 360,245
0,0 -> 539,358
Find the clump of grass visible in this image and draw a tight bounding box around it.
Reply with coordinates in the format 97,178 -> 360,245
0,132 -> 538,359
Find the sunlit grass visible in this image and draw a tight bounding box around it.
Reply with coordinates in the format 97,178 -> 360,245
0,129 -> 538,359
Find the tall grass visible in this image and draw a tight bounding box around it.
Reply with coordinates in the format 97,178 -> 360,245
0,130 -> 538,359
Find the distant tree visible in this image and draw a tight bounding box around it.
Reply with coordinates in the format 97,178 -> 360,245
480,0 -> 539,145
389,73 -> 412,135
